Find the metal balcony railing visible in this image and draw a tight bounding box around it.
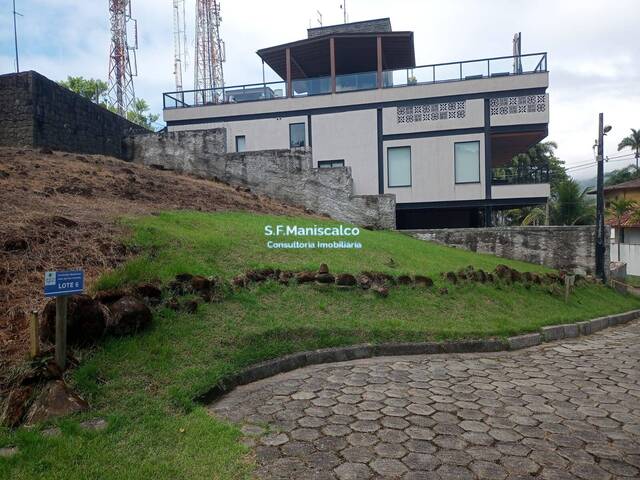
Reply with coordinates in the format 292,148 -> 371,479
492,165 -> 550,185
163,52 -> 548,109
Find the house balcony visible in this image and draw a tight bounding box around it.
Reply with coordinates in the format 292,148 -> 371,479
491,165 -> 551,201
163,52 -> 548,109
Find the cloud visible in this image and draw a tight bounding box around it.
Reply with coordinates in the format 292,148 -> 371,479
1,0 -> 637,173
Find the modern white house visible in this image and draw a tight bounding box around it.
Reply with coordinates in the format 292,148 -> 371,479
162,18 -> 550,229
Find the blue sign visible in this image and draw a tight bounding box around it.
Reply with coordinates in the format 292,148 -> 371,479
44,270 -> 84,297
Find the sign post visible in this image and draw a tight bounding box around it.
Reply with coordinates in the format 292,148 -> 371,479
44,270 -> 84,370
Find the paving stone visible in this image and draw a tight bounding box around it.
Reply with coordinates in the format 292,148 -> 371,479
208,321 -> 640,480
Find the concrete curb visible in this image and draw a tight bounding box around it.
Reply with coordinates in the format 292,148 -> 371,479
196,309 -> 640,404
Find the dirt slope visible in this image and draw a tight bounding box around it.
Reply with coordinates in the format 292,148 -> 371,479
0,147 -> 308,369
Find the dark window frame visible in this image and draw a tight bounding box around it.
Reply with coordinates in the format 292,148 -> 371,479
318,159 -> 345,169
387,146 -> 412,188
454,140 -> 481,185
289,122 -> 306,148
235,135 -> 246,152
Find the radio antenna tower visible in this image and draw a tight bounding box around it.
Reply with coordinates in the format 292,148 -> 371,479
194,0 -> 225,104
173,0 -> 188,92
107,0 -> 138,116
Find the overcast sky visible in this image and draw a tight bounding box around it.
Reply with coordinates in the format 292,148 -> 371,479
1,0 -> 638,178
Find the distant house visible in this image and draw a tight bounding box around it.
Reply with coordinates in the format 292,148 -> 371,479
597,178 -> 640,244
163,18 -> 550,229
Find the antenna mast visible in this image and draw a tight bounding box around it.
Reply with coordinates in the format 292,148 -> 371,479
173,0 -> 188,92
108,0 -> 138,116
194,0 -> 225,104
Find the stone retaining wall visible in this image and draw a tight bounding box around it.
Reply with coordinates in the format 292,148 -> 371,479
128,129 -> 396,229
405,226 -> 609,275
0,71 -> 147,158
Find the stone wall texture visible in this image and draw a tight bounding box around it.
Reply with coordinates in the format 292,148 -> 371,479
128,129 -> 396,229
0,71 -> 147,158
406,226 -> 610,275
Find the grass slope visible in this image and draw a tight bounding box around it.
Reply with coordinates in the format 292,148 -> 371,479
2,211 -> 638,480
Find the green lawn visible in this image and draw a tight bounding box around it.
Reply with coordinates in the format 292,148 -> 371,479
2,211 -> 638,480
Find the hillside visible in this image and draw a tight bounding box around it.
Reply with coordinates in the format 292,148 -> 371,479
1,209 -> 638,479
0,147 -> 308,367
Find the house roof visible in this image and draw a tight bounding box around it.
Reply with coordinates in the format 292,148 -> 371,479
607,211 -> 640,228
256,18 -> 415,80
604,178 -> 640,192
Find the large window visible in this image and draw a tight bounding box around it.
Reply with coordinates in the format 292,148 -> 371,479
318,160 -> 345,169
235,135 -> 246,152
454,141 -> 480,184
289,123 -> 306,148
387,146 -> 411,188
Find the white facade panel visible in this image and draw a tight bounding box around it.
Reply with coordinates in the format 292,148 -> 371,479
382,99 -> 484,135
382,134 -> 486,204
491,184 -> 550,199
312,110 -> 378,195
490,93 -> 549,127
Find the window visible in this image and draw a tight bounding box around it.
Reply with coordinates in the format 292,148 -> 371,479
387,146 -> 411,188
289,123 -> 306,148
318,160 -> 345,169
235,135 -> 246,152
454,141 -> 480,184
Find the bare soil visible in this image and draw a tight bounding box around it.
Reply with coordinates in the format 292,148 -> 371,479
0,147 -> 308,371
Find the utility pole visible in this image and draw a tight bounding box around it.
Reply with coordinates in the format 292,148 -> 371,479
341,0 -> 347,23
595,113 -> 610,282
12,0 -> 22,72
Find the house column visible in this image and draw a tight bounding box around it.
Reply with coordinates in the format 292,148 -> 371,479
330,37 -> 336,93
376,35 -> 383,88
285,47 -> 292,98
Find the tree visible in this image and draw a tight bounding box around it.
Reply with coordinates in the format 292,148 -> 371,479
512,141 -> 568,191
618,128 -> 640,170
608,199 -> 637,260
521,206 -> 547,226
59,76 -> 108,105
605,165 -> 640,186
550,179 -> 595,226
127,98 -> 160,130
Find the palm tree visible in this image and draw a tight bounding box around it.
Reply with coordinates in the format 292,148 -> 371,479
618,128 -> 640,170
608,198 -> 637,260
551,179 -> 595,226
521,206 -> 547,226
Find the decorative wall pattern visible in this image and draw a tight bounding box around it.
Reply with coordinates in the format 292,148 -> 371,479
490,94 -> 546,116
397,101 -> 466,123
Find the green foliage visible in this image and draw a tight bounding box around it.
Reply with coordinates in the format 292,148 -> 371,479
550,179 -> 595,225
58,76 -> 108,105
605,165 -> 640,186
2,211 -> 638,479
617,128 -> 640,169
126,98 -> 160,130
512,141 -> 568,191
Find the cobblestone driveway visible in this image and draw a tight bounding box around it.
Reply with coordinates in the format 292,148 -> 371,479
209,322 -> 640,479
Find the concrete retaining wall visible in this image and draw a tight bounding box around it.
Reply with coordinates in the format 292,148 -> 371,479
0,71 -> 147,158
406,226 -> 609,275
128,129 -> 396,229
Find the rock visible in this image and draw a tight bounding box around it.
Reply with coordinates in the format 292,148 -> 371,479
190,275 -> 211,291
443,272 -> 457,284
438,288 -> 449,295
1,386 -> 33,428
494,264 -> 512,280
257,268 -> 276,279
24,380 -> 88,426
531,273 -> 543,284
232,275 -> 248,288
41,427 -> 61,437
107,296 -> 152,336
133,282 -> 162,300
183,299 -> 200,313
175,273 -> 193,283
0,170 -> 10,179
362,271 -> 395,286
414,275 -> 433,287
510,269 -> 522,282
336,273 -> 357,287
94,288 -> 126,306
3,238 -> 28,252
168,280 -> 186,295
486,273 -> 495,283
166,297 -> 180,311
245,270 -> 267,282
315,273 -> 335,284
0,447 -> 18,458
371,284 -> 389,298
278,271 -> 293,285
356,274 -> 372,289
41,294 -> 107,346
80,418 -> 108,431
396,275 -> 413,286
295,271 -> 316,284
39,147 -> 54,154
318,263 -> 329,274
522,272 -> 533,283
